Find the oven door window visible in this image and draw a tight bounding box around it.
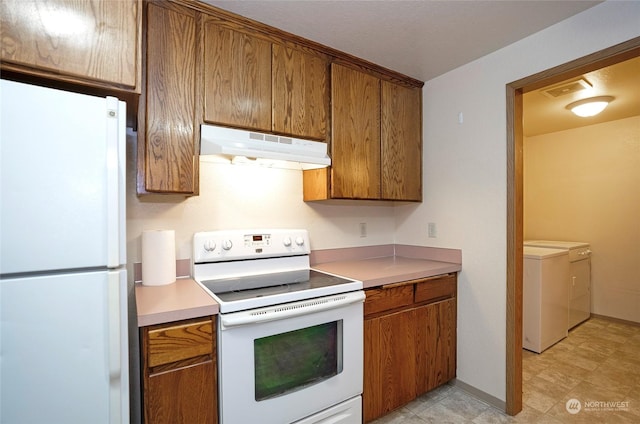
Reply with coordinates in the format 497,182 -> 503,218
254,320 -> 343,401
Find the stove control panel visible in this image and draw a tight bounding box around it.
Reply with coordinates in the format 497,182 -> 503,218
193,229 -> 310,263
244,233 -> 271,248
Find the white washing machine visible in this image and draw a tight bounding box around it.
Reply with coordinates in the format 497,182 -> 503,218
523,246 -> 570,353
525,240 -> 591,329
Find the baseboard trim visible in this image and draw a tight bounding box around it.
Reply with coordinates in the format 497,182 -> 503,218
451,379 -> 506,412
590,313 -> 640,327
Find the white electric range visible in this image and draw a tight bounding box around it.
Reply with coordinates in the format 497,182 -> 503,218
193,229 -> 364,424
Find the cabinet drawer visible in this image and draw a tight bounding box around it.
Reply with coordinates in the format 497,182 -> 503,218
414,274 -> 456,304
364,284 -> 414,316
147,319 -> 213,367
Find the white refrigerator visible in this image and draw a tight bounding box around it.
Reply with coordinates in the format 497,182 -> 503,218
0,79 -> 129,423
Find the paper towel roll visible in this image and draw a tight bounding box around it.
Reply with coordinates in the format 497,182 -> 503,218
142,230 -> 176,286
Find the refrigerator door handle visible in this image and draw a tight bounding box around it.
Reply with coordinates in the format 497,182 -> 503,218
105,97 -> 126,268
108,270 -> 129,423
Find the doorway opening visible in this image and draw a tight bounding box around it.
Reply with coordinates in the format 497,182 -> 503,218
505,36 -> 640,416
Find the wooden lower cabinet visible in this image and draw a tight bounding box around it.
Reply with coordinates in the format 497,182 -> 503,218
363,274 -> 457,423
146,361 -> 215,423
364,308 -> 418,422
416,298 -> 457,394
141,316 -> 217,424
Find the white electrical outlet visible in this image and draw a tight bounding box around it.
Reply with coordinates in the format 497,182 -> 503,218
359,222 -> 367,238
428,222 -> 437,238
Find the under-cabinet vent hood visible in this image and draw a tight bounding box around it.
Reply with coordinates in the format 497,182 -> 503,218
200,124 -> 330,170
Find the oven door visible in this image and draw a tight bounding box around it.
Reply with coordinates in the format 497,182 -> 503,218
217,290 -> 365,424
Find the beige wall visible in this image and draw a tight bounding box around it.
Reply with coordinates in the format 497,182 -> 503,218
126,136 -> 397,268
524,116 -> 640,323
394,1 -> 640,404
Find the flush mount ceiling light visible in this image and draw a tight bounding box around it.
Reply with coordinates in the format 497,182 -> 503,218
566,96 -> 614,117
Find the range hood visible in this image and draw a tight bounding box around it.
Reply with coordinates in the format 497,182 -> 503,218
200,124 -> 330,170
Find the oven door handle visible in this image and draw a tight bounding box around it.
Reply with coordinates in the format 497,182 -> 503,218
220,290 -> 365,328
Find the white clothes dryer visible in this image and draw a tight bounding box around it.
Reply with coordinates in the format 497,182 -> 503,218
523,246 -> 570,353
524,240 -> 591,329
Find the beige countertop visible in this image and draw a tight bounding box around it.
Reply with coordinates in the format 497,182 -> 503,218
313,256 -> 461,288
135,278 -> 218,327
135,244 -> 461,326
311,244 -> 461,288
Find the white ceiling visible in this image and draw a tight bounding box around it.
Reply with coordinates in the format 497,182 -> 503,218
203,0 -> 602,82
202,1 -> 639,136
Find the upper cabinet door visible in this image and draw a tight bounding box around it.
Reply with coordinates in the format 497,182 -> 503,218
203,21 -> 271,131
381,81 -> 422,201
272,45 -> 329,140
142,1 -> 197,194
0,0 -> 140,92
331,63 -> 381,199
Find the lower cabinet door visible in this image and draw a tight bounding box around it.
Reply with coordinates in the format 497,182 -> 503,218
416,298 -> 457,394
363,308 -> 418,422
363,276 -> 457,423
146,360 -> 216,424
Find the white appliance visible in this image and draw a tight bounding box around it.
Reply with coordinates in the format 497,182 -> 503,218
0,80 -> 129,423
523,246 -> 570,353
524,240 -> 591,329
200,124 -> 331,170
193,229 -> 364,424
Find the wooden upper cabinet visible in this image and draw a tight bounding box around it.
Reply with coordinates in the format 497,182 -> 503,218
139,0 -> 198,194
272,44 -> 329,140
0,0 -> 141,93
203,21 -> 272,131
134,0 -> 419,198
331,63 -> 381,199
203,22 -> 329,140
381,81 -> 422,201
304,63 -> 422,202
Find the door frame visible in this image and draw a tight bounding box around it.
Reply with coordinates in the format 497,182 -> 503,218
505,36 -> 640,416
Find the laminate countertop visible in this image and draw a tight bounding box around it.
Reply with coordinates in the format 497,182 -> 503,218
135,278 -> 218,327
311,244 -> 461,288
313,255 -> 461,288
135,244 -> 461,326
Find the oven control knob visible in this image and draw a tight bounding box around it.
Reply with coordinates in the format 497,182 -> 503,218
283,236 -> 292,247
295,236 -> 305,246
222,239 -> 233,250
204,240 -> 216,252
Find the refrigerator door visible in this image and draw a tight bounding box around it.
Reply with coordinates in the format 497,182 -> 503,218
0,80 -> 126,273
0,270 -> 129,424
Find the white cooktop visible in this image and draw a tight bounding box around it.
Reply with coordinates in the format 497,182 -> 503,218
192,229 -> 362,313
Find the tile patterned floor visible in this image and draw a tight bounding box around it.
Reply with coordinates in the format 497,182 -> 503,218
370,316 -> 640,423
